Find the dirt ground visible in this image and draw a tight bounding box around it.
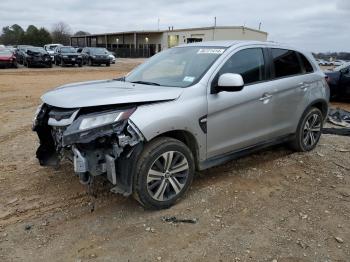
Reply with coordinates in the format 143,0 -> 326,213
0,60 -> 349,262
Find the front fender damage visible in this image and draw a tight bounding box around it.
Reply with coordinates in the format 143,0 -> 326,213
33,105 -> 144,196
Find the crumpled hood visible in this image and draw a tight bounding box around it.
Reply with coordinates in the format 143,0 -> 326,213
41,79 -> 183,108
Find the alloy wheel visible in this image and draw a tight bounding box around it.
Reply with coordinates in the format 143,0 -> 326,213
146,151 -> 189,202
302,113 -> 321,148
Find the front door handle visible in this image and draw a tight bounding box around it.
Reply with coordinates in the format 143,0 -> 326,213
259,93 -> 273,102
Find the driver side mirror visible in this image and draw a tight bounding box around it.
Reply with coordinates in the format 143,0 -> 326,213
216,73 -> 244,93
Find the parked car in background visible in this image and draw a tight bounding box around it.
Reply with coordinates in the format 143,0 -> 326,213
0,48 -> 17,68
44,43 -> 63,62
23,47 -> 52,68
332,60 -> 344,67
107,51 -> 116,64
81,47 -> 110,66
54,46 -> 83,67
317,59 -> 326,66
33,41 -> 329,209
325,62 -> 350,99
15,45 -> 33,64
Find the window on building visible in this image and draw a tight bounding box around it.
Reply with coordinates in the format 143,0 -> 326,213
168,35 -> 179,48
271,49 -> 302,78
219,48 -> 266,85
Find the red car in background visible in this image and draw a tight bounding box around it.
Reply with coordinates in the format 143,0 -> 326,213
0,48 -> 18,68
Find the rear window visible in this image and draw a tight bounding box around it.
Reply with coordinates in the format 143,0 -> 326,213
271,49 -> 302,78
298,53 -> 314,73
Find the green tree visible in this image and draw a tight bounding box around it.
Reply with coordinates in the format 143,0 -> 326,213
24,25 -> 39,45
0,24 -> 25,45
37,28 -> 52,46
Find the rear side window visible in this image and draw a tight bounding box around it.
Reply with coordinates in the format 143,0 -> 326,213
271,49 -> 302,78
298,53 -> 314,73
219,48 -> 265,85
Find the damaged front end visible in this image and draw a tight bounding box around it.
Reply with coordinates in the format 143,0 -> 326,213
32,103 -> 144,196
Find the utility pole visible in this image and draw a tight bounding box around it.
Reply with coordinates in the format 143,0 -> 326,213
157,18 -> 160,31
212,17 -> 216,40
259,22 -> 262,30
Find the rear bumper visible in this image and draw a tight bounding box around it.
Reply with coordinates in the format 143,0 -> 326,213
0,60 -> 14,67
29,60 -> 51,67
62,57 -> 82,64
92,58 -> 110,64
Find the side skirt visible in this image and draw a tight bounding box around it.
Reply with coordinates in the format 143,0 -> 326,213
198,134 -> 294,170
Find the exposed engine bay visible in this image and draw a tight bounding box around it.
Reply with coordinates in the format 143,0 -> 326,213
32,103 -> 144,196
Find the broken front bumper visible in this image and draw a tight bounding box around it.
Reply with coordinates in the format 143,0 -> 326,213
33,104 -> 144,195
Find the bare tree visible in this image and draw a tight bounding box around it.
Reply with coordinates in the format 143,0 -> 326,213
74,31 -> 90,36
51,22 -> 72,45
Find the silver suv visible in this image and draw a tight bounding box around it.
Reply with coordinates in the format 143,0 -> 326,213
33,41 -> 329,209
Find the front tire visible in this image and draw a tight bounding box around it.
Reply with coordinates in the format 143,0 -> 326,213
290,107 -> 323,152
134,137 -> 195,209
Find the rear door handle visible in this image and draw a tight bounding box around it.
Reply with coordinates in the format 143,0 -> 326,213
259,93 -> 273,102
298,82 -> 310,90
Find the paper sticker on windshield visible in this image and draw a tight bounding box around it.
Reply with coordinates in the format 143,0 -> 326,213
183,76 -> 195,82
197,49 -> 225,55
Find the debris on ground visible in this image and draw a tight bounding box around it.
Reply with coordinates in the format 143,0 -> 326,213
322,127 -> 350,136
334,237 -> 344,243
323,108 -> 350,136
145,227 -> 155,233
327,108 -> 350,127
24,224 -> 32,231
161,216 -> 198,224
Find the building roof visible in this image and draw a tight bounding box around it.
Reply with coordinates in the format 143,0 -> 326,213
178,40 -> 296,50
71,26 -> 268,38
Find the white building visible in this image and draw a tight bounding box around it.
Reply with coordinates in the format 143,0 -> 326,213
71,26 -> 268,57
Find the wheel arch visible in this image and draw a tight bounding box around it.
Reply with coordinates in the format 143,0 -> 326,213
151,130 -> 200,170
307,99 -> 328,120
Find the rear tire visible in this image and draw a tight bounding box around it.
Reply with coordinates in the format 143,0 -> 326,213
134,137 -> 195,209
289,107 -> 323,152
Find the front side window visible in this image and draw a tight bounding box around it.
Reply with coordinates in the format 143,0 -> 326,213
125,46 -> 226,87
271,49 -> 302,78
218,48 -> 266,85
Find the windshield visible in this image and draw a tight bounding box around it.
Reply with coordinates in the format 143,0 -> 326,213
61,47 -> 77,53
125,46 -> 226,87
90,48 -> 108,55
48,45 -> 59,50
334,62 -> 350,71
28,47 -> 46,53
0,49 -> 12,55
